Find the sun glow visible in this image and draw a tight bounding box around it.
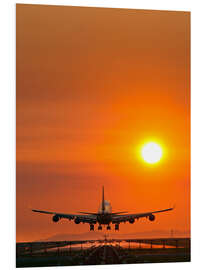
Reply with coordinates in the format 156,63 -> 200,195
141,142 -> 163,164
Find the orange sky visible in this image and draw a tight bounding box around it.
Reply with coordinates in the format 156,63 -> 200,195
16,4 -> 190,242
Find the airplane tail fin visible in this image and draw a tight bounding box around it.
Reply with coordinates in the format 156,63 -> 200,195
102,186 -> 105,213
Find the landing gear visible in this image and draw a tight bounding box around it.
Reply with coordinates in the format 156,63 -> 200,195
115,224 -> 119,231
90,224 -> 94,231
107,225 -> 111,230
98,225 -> 102,230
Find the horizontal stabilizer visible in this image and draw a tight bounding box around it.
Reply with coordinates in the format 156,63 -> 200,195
78,211 -> 128,215
77,212 -> 99,215
111,211 -> 128,215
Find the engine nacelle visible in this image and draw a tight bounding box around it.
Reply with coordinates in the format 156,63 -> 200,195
129,218 -> 135,224
74,217 -> 81,224
52,215 -> 60,222
149,214 -> 155,221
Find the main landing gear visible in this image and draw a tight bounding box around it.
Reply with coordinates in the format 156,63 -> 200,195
90,224 -> 119,231
90,224 -> 94,231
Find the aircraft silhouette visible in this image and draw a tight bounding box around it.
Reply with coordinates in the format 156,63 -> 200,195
32,186 -> 173,231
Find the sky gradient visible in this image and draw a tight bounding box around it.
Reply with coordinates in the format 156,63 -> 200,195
16,4 -> 190,242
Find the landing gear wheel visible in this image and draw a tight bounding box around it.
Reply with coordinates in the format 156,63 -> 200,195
107,225 -> 111,230
98,225 -> 102,230
115,224 -> 119,231
90,224 -> 94,231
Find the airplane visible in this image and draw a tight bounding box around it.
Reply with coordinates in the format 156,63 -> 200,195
32,186 -> 173,231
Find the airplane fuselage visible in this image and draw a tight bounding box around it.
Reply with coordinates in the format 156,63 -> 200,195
97,213 -> 112,225
97,200 -> 112,224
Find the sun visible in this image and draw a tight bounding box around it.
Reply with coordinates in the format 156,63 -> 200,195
141,142 -> 163,164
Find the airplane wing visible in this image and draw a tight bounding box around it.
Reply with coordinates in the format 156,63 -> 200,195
32,209 -> 97,224
111,207 -> 173,223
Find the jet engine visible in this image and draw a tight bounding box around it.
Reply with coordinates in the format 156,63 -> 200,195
129,218 -> 135,224
149,214 -> 155,221
53,215 -> 60,222
74,217 -> 81,224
